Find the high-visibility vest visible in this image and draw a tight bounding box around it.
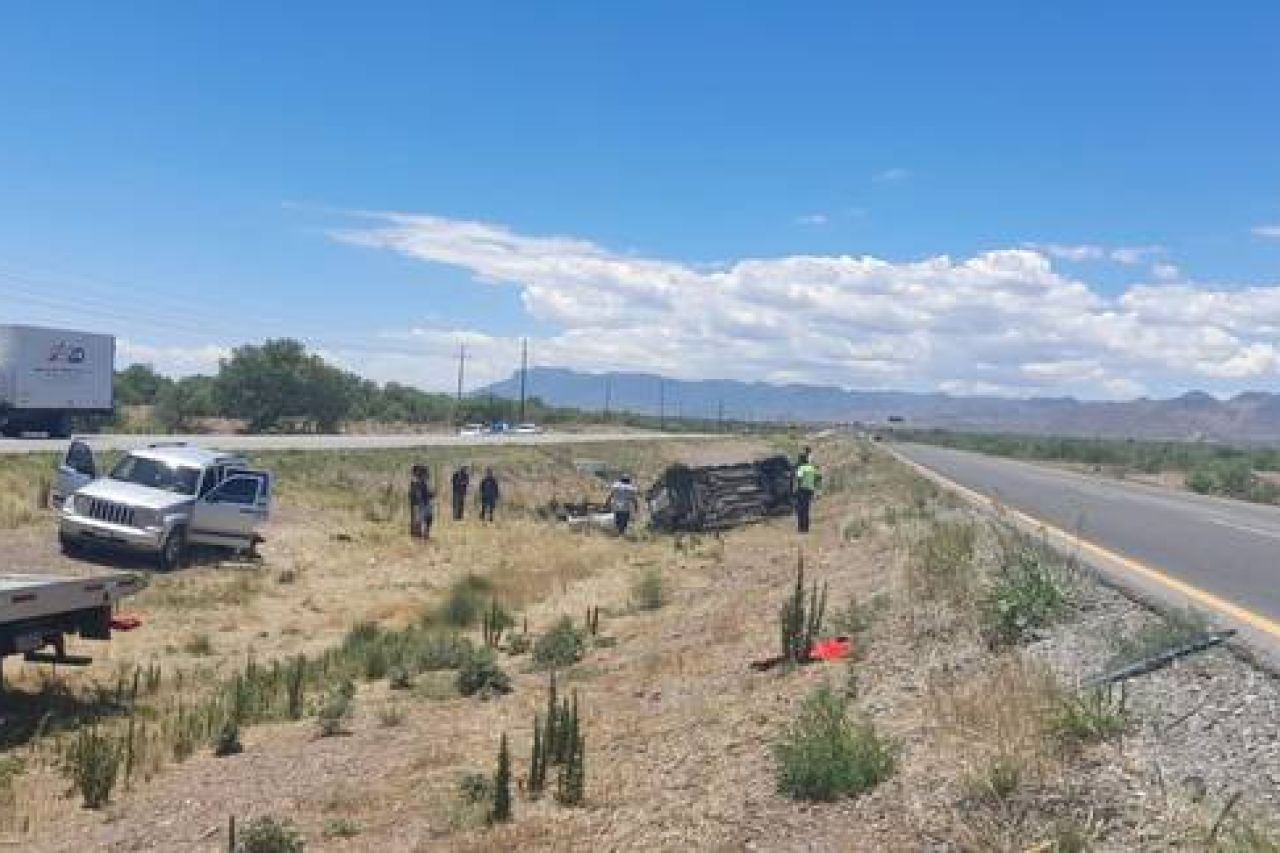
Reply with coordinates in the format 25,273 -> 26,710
796,463 -> 819,491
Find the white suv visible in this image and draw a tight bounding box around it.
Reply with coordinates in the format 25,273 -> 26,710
56,441 -> 272,571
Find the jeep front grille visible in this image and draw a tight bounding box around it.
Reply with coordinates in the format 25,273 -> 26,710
85,499 -> 137,528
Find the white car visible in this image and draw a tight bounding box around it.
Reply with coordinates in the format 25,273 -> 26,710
56,441 -> 272,571
458,423 -> 489,437
512,423 -> 545,435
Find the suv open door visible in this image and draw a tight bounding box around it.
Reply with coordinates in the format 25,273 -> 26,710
188,470 -> 271,553
54,439 -> 98,507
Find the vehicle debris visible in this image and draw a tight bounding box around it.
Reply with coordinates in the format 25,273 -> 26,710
1083,629 -> 1237,688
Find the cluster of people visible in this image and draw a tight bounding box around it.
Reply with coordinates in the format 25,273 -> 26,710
408,464 -> 501,540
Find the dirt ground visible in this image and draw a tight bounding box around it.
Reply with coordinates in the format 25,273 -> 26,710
2,436 -> 1278,851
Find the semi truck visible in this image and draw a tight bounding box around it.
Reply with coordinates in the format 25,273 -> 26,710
0,324 -> 115,438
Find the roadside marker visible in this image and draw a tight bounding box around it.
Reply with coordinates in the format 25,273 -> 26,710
889,449 -> 1280,644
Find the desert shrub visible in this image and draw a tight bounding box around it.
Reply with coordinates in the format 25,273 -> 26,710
235,815 -> 305,853
779,557 -> 826,665
491,733 -> 513,823
321,818 -> 362,839
457,648 -> 512,698
831,591 -> 888,637
482,600 -> 515,648
378,702 -> 406,728
533,617 -> 587,670
388,667 -> 412,691
316,689 -> 352,737
967,754 -> 1023,803
981,537 -> 1070,646
436,574 -> 494,627
1050,685 -> 1128,748
64,727 -> 120,809
412,631 -> 475,672
214,719 -> 244,757
632,568 -> 666,611
183,633 -> 214,656
774,684 -> 896,802
458,771 -> 493,805
909,521 -> 976,601
506,632 -> 532,655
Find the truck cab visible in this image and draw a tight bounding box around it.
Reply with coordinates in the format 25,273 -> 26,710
57,442 -> 272,571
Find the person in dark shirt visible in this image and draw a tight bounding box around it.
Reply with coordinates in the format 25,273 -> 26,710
479,468 -> 500,522
451,466 -> 470,521
409,465 -> 435,540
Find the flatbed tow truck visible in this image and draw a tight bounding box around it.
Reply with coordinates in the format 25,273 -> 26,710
0,572 -> 144,681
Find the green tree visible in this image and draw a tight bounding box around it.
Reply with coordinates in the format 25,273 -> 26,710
114,364 -> 173,405
214,339 -> 357,432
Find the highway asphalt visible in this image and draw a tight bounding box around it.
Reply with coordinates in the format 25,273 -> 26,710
894,443 -> 1280,653
0,431 -> 715,455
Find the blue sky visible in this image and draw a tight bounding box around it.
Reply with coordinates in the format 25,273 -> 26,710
3,2 -> 1280,398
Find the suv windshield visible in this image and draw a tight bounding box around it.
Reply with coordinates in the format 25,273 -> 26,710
109,455 -> 200,495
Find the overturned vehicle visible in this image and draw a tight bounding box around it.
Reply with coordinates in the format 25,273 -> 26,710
646,456 -> 794,532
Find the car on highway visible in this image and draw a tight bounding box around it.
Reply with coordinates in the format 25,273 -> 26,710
458,423 -> 489,437
56,441 -> 272,571
512,422 -> 546,435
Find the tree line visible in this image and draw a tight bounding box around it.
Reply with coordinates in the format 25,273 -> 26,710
112,338 -> 731,434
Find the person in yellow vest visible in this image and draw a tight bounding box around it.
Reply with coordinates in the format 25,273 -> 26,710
794,451 -> 821,533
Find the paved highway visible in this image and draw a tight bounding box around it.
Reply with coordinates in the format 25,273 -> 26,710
894,443 -> 1280,651
0,431 -> 714,455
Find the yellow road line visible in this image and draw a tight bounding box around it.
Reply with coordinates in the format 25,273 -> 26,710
890,448 -> 1280,643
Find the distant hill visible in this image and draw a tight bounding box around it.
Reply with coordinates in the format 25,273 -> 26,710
482,367 -> 1280,442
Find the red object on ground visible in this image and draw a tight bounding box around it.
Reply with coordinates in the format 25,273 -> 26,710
110,615 -> 143,631
808,636 -> 853,662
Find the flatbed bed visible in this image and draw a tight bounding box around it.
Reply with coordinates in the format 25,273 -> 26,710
0,571 -> 144,663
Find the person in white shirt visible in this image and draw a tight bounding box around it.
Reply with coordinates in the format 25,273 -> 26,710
607,475 -> 640,535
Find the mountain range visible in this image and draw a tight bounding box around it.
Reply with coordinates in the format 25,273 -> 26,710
482,367 -> 1280,442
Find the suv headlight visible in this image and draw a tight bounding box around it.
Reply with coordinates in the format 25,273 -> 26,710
73,494 -> 92,516
134,508 -> 162,529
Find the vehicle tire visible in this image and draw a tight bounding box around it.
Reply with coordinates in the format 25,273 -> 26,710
59,531 -> 85,557
157,527 -> 187,572
48,415 -> 72,439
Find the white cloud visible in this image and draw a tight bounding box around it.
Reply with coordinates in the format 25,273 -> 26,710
324,212 -> 1280,399
795,213 -> 828,226
1252,224 -> 1280,239
873,167 -> 910,183
1027,242 -> 1165,265
118,340 -> 228,376
1151,262 -> 1180,281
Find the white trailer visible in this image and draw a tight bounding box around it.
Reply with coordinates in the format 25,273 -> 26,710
0,324 -> 115,437
0,572 -> 144,672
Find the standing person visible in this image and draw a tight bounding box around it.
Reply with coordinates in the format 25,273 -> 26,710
479,467 -> 500,522
409,465 -> 435,540
607,475 -> 640,536
451,465 -> 470,521
794,452 -> 821,534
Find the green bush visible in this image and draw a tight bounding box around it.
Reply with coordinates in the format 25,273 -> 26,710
773,684 -> 896,802
412,631 -> 475,671
1050,685 -> 1128,748
457,649 -> 512,698
910,521 -> 976,601
316,690 -> 352,737
436,574 -> 494,627
632,568 -> 667,611
64,727 -> 120,809
532,617 -> 587,670
214,719 -> 244,757
981,537 -> 1070,646
235,815 -> 305,853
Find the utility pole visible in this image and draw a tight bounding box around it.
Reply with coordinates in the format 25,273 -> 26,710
717,398 -> 724,433
455,343 -> 466,425
603,375 -> 612,421
518,337 -> 528,424
659,379 -> 666,430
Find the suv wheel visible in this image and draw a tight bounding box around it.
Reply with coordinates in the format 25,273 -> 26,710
157,527 -> 187,572
59,532 -> 84,557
